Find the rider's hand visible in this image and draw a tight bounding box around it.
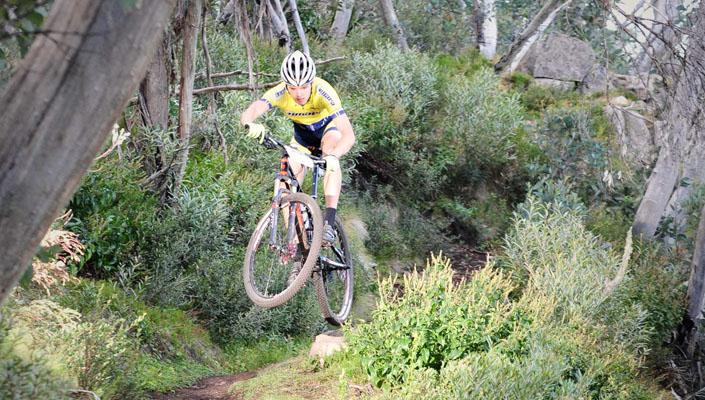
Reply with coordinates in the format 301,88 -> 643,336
244,123 -> 265,144
323,155 -> 340,175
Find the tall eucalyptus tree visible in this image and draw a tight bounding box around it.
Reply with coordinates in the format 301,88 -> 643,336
0,0 -> 177,305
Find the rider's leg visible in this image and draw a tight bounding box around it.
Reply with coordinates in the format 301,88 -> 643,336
321,129 -> 342,230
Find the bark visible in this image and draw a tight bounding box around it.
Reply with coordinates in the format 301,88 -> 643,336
472,0 -> 497,59
0,0 -> 176,305
632,3 -> 705,239
288,0 -> 310,55
238,0 -> 257,95
219,0 -> 237,24
635,0 -> 683,75
379,0 -> 409,52
139,36 -> 172,130
174,0 -> 202,194
201,4 -> 228,165
269,0 -> 292,49
493,0 -> 570,73
686,204 -> 705,357
329,0 -> 355,42
631,147 -> 680,238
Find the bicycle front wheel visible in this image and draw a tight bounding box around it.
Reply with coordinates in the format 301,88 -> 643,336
314,216 -> 353,326
243,193 -> 323,308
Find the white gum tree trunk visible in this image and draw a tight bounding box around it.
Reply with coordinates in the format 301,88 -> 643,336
632,3 -> 705,239
473,0 -> 497,59
0,0 -> 177,305
288,0 -> 310,55
379,0 -> 409,52
329,0 -> 355,42
494,0 -> 571,74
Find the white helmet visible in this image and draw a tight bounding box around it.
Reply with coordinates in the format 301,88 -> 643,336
280,50 -> 316,86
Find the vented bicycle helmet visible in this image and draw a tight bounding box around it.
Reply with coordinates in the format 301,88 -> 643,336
280,50 -> 316,86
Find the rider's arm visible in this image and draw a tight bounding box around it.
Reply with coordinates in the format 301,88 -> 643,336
240,100 -> 270,127
329,113 -> 356,159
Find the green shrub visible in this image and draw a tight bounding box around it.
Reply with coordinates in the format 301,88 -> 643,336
527,108 -> 639,214
67,157 -> 159,278
0,307 -> 73,400
509,71 -> 533,88
347,194 -> 665,397
347,254 -> 518,387
439,67 -> 524,188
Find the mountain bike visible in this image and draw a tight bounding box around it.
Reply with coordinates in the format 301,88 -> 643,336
243,134 -> 353,326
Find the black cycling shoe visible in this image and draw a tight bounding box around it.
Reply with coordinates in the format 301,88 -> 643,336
322,222 -> 336,246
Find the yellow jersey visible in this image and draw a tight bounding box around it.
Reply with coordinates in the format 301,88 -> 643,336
260,77 -> 346,151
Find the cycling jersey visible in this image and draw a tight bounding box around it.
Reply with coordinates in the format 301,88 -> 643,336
260,77 -> 346,154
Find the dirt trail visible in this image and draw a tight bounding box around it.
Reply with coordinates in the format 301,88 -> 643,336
153,359 -> 297,400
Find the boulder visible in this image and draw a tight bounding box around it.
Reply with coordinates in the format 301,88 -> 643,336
532,78 -> 575,91
309,330 -> 347,361
604,104 -> 657,165
530,32 -> 596,82
579,65 -> 607,96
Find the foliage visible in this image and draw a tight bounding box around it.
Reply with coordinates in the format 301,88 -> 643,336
526,107 -> 638,214
395,0 -> 474,54
346,194 -> 667,397
347,254 -> 517,387
0,305 -> 73,400
67,157 -> 159,278
353,187 -> 448,263
439,67 -> 525,189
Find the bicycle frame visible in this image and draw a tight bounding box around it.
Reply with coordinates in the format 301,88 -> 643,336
264,136 -> 324,253
262,135 -> 347,271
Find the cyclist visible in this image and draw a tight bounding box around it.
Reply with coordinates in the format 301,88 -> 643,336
240,50 -> 355,247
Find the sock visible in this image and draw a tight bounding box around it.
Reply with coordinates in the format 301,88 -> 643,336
324,207 -> 337,227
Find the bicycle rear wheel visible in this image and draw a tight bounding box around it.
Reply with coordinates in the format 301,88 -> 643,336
244,193 -> 323,308
314,216 -> 353,326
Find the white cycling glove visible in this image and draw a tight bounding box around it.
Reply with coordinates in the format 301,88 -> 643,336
244,123 -> 265,143
323,155 -> 340,175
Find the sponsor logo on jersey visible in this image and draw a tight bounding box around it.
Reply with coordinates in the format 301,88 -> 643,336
286,111 -> 319,117
274,88 -> 286,98
317,87 -> 336,106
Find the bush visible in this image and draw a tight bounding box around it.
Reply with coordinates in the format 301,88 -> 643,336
347,254 -> 518,387
0,306 -> 73,400
346,194 -> 666,398
439,67 -> 525,189
67,157 -> 159,278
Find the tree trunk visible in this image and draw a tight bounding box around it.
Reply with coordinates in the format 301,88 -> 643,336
632,147 -> 680,238
686,204 -> 705,357
0,0 -> 176,305
174,0 -> 202,195
472,0 -> 497,59
632,3 -> 705,240
635,0 -> 683,75
493,0 -> 570,73
139,36 -> 172,130
379,0 -> 409,52
329,0 -> 355,43
268,0 -> 292,49
288,0 -> 310,55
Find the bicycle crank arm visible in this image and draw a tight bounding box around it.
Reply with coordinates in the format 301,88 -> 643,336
319,255 -> 348,270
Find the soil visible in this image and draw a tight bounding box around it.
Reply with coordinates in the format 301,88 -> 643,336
153,360 -> 296,400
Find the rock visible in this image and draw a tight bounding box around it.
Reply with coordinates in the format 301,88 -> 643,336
610,96 -> 630,106
604,104 -> 657,165
347,218 -> 369,242
609,74 -> 649,100
532,78 -> 575,91
579,65 -> 607,96
531,32 -> 596,81
309,330 -> 347,362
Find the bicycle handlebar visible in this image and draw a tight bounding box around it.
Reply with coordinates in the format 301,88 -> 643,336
262,134 -> 326,166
